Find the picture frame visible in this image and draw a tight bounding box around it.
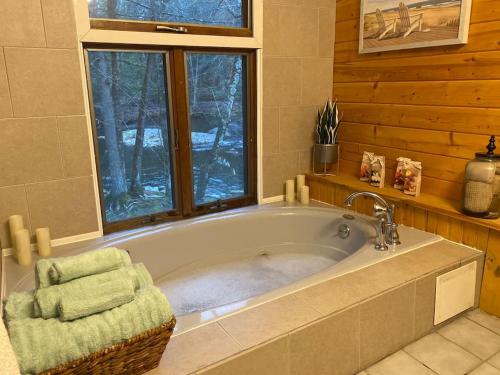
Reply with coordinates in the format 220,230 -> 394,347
359,0 -> 473,54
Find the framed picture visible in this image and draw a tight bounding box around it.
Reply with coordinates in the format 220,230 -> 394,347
359,0 -> 473,54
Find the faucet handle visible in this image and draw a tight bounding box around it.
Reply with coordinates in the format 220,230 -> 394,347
373,202 -> 388,218
386,222 -> 401,246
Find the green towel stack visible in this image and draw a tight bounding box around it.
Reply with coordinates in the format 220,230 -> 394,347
35,247 -> 131,289
4,247 -> 174,375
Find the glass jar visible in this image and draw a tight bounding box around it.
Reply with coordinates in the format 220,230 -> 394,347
463,136 -> 500,219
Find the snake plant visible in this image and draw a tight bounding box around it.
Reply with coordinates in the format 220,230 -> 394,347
316,99 -> 342,145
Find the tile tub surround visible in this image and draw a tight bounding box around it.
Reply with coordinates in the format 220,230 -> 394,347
0,0 -> 99,247
146,240 -> 484,375
262,0 -> 336,198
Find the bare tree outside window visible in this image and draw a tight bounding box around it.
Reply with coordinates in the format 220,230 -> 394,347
88,0 -> 245,28
88,51 -> 175,223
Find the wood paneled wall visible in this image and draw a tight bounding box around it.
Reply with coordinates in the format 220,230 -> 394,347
333,0 -> 500,202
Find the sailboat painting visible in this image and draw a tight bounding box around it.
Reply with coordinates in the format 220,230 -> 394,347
359,0 -> 472,53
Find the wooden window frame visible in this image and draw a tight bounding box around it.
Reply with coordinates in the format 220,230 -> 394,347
84,45 -> 257,234
89,0 -> 253,38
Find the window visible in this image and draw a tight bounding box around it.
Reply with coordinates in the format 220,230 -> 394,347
88,0 -> 252,36
85,48 -> 257,233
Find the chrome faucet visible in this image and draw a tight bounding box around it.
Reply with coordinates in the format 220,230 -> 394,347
344,192 -> 401,251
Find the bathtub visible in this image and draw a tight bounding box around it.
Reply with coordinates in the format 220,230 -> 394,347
2,202 -> 441,334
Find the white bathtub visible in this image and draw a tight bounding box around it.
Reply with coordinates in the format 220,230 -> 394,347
2,202 -> 441,333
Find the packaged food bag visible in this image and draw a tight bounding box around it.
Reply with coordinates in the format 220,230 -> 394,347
370,156 -> 385,188
404,161 -> 422,196
394,157 -> 411,190
360,151 -> 375,182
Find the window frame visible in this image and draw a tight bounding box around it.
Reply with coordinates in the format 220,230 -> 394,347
88,0 -> 253,38
84,45 -> 257,234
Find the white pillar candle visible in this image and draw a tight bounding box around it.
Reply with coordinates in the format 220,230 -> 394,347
15,229 -> 32,266
9,215 -> 24,256
296,175 -> 306,201
285,180 -> 295,203
301,186 -> 310,205
36,228 -> 52,257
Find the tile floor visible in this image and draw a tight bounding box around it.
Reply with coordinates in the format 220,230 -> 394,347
359,309 -> 500,375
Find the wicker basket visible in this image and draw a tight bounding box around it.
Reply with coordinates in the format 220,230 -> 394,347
40,317 -> 176,375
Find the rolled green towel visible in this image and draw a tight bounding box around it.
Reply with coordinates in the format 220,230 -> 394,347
48,247 -> 132,285
3,291 -> 35,322
34,263 -> 153,319
8,286 -> 174,375
59,278 -> 135,322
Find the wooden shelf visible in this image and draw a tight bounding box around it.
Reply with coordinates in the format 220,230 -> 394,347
307,173 -> 500,232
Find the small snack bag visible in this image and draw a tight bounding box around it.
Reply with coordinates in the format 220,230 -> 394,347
360,151 -> 375,181
394,157 -> 411,190
370,156 -> 385,188
404,161 -> 422,196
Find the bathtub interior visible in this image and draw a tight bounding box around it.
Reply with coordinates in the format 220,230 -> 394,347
2,203 -> 441,333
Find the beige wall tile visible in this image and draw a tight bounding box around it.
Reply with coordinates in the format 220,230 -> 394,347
5,48 -> 85,117
219,295 -> 321,349
301,58 -> 334,106
263,5 -> 283,56
41,0 -> 78,48
199,336 -> 289,375
319,8 -> 336,58
489,352 -> 500,370
26,177 -> 98,239
0,49 -> 13,119
58,116 -> 92,178
461,255 -> 485,308
263,107 -> 280,155
279,106 -> 316,152
158,323 -> 241,375
263,57 -> 302,107
279,7 -> 319,57
263,152 -> 300,197
0,0 -> 45,47
290,307 -> 360,375
0,118 -> 63,187
0,185 -> 30,248
360,283 -> 416,368
299,149 -> 312,172
415,274 -> 437,339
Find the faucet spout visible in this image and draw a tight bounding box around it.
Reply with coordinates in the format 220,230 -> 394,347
344,191 -> 401,250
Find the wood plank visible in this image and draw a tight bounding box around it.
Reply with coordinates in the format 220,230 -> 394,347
338,122 -> 488,160
335,0 -> 500,24
480,231 -> 500,316
335,51 -> 500,82
339,140 -> 467,184
413,207 -> 428,231
334,81 -> 500,108
463,223 -> 478,248
334,20 -> 500,63
338,103 -> 500,135
306,174 -> 500,232
427,212 -> 438,234
449,218 -> 464,243
476,227 -> 490,251
436,214 -> 451,238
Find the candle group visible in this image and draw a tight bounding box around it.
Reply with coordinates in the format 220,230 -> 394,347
285,175 -> 310,204
7,215 -> 52,265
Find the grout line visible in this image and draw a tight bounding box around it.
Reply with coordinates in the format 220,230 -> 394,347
55,117 -> 67,178
434,330 -> 483,361
401,348 -> 440,375
38,0 -> 48,48
1,47 -> 15,117
464,314 -> 500,338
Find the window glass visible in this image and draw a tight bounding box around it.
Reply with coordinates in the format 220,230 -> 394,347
88,0 -> 246,28
88,51 -> 175,223
186,53 -> 247,205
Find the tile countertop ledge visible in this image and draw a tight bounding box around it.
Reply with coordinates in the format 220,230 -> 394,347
147,239 -> 484,375
306,173 -> 500,232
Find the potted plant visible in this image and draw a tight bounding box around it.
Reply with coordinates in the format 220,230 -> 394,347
314,99 -> 342,173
